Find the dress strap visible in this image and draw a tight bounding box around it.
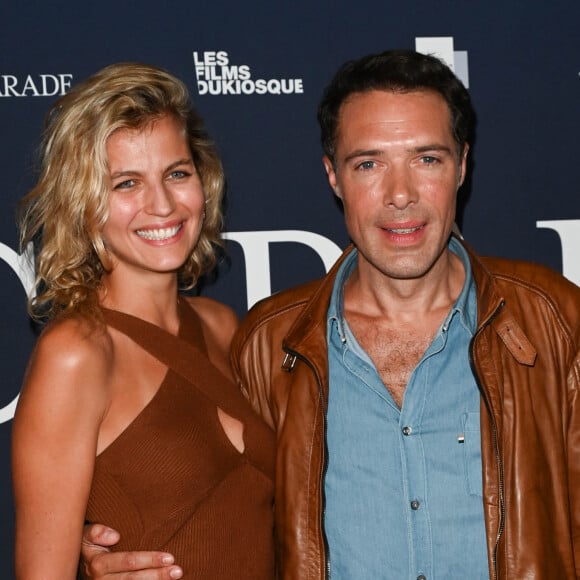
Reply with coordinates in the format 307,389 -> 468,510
101,302 -> 257,424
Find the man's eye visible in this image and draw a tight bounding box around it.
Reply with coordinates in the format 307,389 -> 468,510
357,160 -> 376,170
420,156 -> 439,165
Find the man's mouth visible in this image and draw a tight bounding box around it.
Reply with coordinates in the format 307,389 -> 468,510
384,225 -> 423,234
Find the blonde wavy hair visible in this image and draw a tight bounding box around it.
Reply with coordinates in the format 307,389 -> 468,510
19,62 -> 225,321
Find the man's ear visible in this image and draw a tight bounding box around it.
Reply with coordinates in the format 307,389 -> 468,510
323,155 -> 341,198
458,143 -> 469,187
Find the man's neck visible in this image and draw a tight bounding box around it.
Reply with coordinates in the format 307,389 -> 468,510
344,248 -> 465,323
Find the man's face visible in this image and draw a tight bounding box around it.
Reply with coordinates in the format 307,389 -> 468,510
324,89 -> 468,284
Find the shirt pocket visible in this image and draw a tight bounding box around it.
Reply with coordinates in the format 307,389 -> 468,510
461,412 -> 483,497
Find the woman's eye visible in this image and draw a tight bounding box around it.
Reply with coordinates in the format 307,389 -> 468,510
113,179 -> 135,190
169,170 -> 190,180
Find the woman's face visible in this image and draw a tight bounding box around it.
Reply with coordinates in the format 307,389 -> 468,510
101,114 -> 205,281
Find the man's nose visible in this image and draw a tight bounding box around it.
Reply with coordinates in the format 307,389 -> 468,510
383,166 -> 417,210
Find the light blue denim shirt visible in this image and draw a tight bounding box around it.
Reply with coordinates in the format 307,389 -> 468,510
324,238 -> 489,580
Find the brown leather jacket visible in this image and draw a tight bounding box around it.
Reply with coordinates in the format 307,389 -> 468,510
231,240 -> 580,579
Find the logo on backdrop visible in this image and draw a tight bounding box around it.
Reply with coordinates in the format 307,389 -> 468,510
0,242 -> 34,424
192,51 -> 304,96
415,37 -> 469,88
0,73 -> 73,97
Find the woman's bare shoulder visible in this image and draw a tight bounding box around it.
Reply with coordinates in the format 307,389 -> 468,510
184,296 -> 239,361
37,315 -> 113,366
22,315 -> 115,409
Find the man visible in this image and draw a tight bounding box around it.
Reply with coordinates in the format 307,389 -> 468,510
82,50 -> 580,579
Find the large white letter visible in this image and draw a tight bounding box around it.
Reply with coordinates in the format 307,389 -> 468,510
536,220 -> 580,286
0,242 -> 35,423
223,230 -> 342,309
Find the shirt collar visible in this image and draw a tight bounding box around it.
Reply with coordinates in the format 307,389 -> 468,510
327,247 -> 357,343
445,236 -> 477,335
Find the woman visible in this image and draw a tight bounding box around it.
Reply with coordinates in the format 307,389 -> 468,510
12,63 -> 275,580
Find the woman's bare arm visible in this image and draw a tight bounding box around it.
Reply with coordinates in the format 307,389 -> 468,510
12,319 -> 112,579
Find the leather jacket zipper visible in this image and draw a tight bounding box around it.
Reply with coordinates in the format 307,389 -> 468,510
469,300 -> 505,580
283,347 -> 331,579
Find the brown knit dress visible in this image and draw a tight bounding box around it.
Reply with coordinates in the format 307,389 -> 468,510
83,301 -> 275,579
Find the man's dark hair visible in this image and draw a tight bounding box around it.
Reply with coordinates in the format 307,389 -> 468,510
317,50 -> 475,164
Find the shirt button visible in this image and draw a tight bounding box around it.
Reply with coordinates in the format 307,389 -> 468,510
402,426 -> 412,436
410,500 -> 420,510
417,575 -> 427,580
